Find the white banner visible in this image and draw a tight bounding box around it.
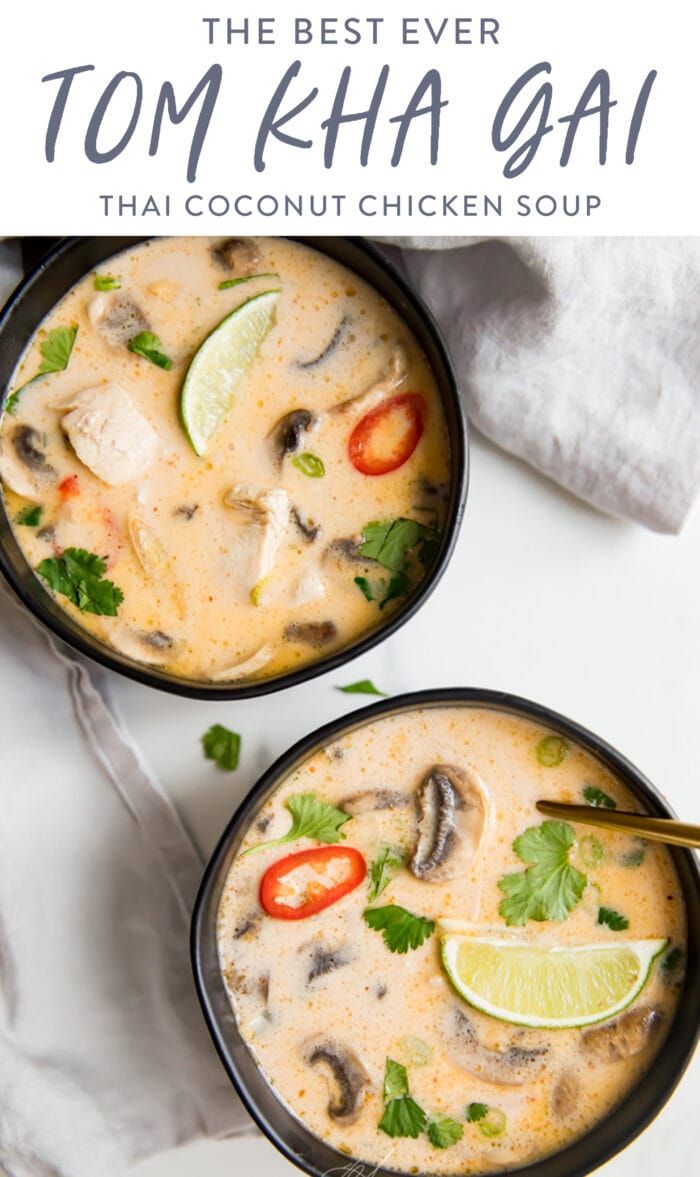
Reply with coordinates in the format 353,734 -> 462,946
0,0 -> 697,234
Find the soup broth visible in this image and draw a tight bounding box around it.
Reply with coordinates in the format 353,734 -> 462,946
218,705 -> 685,1174
0,238 -> 450,682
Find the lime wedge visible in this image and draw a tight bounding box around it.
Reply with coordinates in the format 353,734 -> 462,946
181,289 -> 279,455
440,934 -> 666,1029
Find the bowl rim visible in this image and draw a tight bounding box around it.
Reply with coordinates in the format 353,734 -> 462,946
0,235 -> 468,699
191,686 -> 700,1177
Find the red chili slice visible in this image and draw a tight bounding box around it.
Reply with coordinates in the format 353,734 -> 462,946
260,845 -> 366,920
58,474 -> 80,500
348,392 -> 426,476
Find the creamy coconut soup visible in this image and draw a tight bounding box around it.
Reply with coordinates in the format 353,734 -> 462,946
218,706 -> 686,1175
0,238 -> 450,682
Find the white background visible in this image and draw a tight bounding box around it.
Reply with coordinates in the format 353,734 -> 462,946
115,430 -> 700,1176
1,0 -> 699,233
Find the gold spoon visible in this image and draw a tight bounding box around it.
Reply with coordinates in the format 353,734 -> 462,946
536,800 -> 700,850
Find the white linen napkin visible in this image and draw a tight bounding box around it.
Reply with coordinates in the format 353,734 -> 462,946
0,584 -> 250,1177
391,236 -> 700,534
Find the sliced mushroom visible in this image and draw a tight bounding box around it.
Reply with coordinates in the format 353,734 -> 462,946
212,238 -> 261,274
410,764 -> 490,882
269,409 -> 318,466
331,347 -> 407,416
298,314 -> 351,369
580,1006 -> 662,1063
88,291 -> 149,348
210,644 -> 274,682
110,625 -> 178,666
0,426 -> 57,497
60,384 -> 160,486
284,620 -> 338,648
341,789 -> 411,815
233,911 -> 262,940
173,504 -> 199,520
303,1037 -> 370,1123
291,505 -> 320,544
302,943 -> 351,985
445,1009 -> 548,1087
552,1070 -> 581,1118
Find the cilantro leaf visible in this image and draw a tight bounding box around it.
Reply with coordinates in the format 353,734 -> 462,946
336,679 -> 386,697
368,845 -> 404,902
427,1115 -> 464,1149
378,1059 -> 427,1139
15,504 -> 43,527
5,325 -> 78,415
598,906 -> 629,931
128,331 -> 173,370
243,792 -> 351,855
359,517 -> 436,572
354,576 -> 375,602
93,274 -> 121,291
466,1103 -> 489,1122
379,1096 -> 427,1139
202,724 -> 241,771
583,785 -> 617,809
661,945 -> 684,982
363,904 -> 435,953
498,821 -> 587,926
36,547 -> 124,616
383,1058 -> 409,1100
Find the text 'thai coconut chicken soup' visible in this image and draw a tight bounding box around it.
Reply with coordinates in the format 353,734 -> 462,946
218,705 -> 686,1174
0,238 -> 450,682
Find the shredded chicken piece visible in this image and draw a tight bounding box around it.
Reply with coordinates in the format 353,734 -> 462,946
59,383 -> 159,486
331,347 -> 408,416
224,484 -> 290,589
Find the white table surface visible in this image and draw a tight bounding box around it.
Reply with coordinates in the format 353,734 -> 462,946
122,429 -> 700,1177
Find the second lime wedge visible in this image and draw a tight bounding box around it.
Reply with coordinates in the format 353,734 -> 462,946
440,933 -> 666,1029
181,289 -> 279,455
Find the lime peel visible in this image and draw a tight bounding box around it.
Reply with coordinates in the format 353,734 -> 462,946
440,934 -> 666,1030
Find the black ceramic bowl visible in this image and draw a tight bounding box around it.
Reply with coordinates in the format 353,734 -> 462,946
0,237 -> 467,698
192,688 -> 700,1177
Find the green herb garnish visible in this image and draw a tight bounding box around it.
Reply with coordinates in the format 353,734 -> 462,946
6,325 -> 78,415
363,904 -> 435,953
93,274 -> 121,291
473,1107 -> 507,1139
378,1059 -> 427,1139
620,841 -> 646,868
359,517 -> 436,571
427,1116 -> 464,1149
466,1103 -> 489,1123
661,946 -> 684,982
498,821 -> 587,926
202,724 -> 241,771
15,504 -> 43,527
579,834 -> 605,869
36,547 -> 123,616
598,906 -> 629,931
368,845 -> 404,902
336,679 -> 386,697
535,735 -> 568,767
128,331 -> 173,370
583,785 -> 617,809
218,273 -> 280,290
292,452 -> 325,478
353,570 -> 411,610
243,792 -> 350,856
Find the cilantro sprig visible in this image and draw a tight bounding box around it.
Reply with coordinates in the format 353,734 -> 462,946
336,679 -> 386,697
583,785 -> 617,809
202,724 -> 241,771
598,906 -> 629,931
6,325 -> 78,415
427,1115 -> 464,1149
15,504 -> 43,527
367,845 -> 404,902
498,821 -> 587,926
363,904 -> 435,953
378,1059 -> 427,1139
36,547 -> 123,616
242,792 -> 351,856
354,517 -> 438,609
128,331 -> 173,370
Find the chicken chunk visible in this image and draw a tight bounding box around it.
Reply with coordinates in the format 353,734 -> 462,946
59,384 -> 160,486
224,484 -> 290,592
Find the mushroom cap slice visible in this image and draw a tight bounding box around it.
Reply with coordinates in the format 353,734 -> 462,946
410,763 -> 490,882
445,1008 -> 548,1087
302,1037 -> 370,1123
0,426 -> 56,497
580,1005 -> 663,1063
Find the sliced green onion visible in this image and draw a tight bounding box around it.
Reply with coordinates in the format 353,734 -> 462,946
579,834 -> 605,869
477,1107 -> 507,1138
218,273 -> 280,290
292,451 -> 325,478
536,735 -> 568,767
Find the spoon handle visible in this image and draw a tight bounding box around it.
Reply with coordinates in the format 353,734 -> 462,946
536,801 -> 700,850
